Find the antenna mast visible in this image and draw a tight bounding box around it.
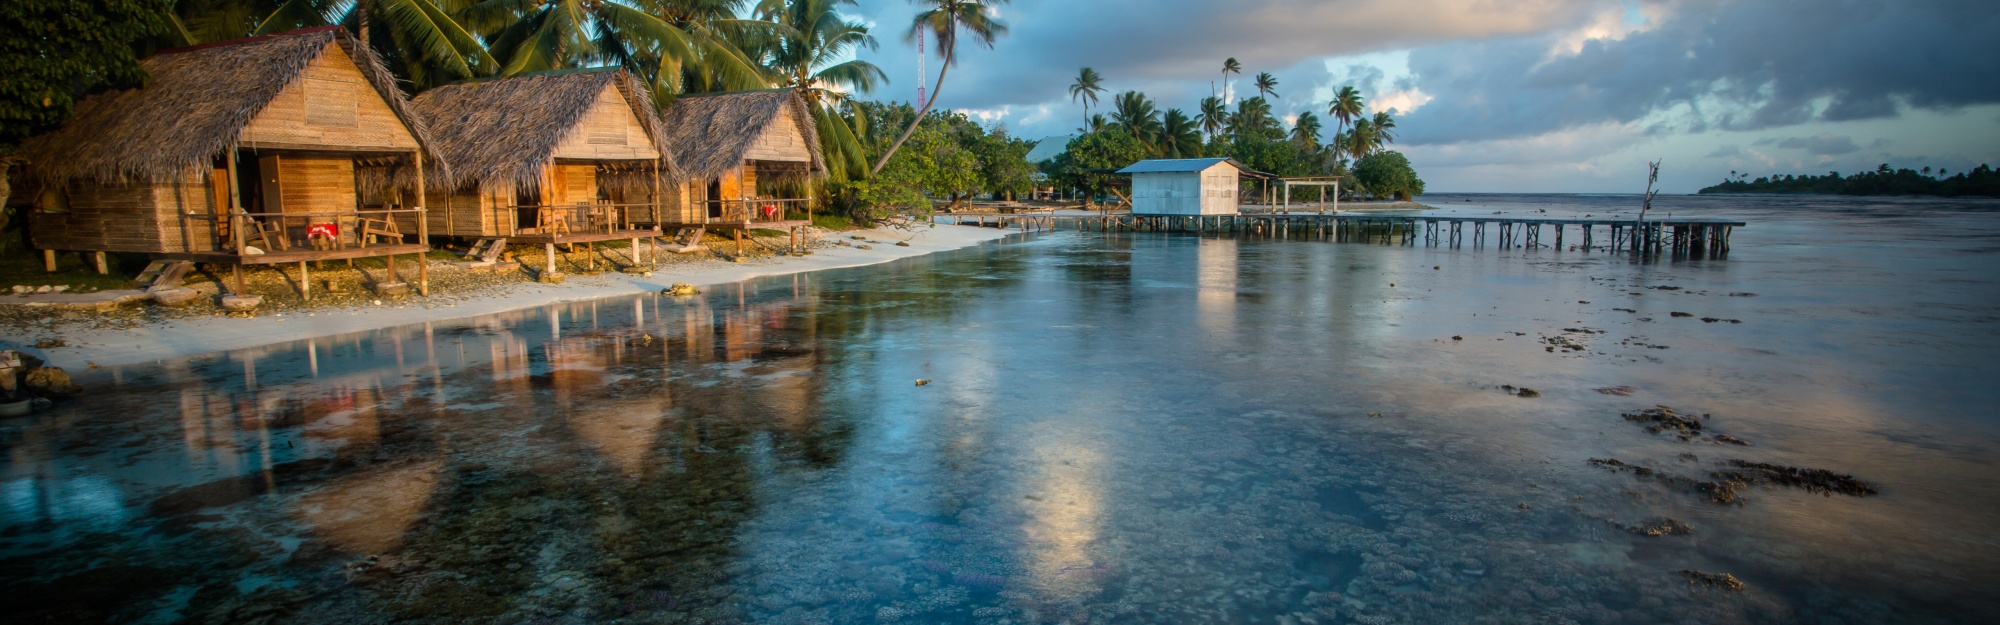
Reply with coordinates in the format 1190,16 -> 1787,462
917,29 -> 927,108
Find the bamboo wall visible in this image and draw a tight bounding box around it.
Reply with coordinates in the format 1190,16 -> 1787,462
29,173 -> 216,253
743,113 -> 811,163
425,187 -> 507,237
240,44 -> 419,153
554,163 -> 597,206
550,84 -> 659,161
276,156 -> 356,214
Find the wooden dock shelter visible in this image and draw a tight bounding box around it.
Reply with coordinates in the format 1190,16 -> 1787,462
1116,158 -> 1268,216
411,68 -> 670,277
17,27 -> 445,298
655,89 -> 827,255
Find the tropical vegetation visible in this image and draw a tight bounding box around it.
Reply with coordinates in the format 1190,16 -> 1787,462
1047,59 -> 1424,203
1698,164 -> 2000,197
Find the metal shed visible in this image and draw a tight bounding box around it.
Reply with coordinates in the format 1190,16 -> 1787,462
1116,158 -> 1263,216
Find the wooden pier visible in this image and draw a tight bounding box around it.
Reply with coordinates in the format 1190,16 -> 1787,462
943,213 -> 1744,258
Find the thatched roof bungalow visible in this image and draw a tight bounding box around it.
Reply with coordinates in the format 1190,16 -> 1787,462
656,89 -> 826,229
413,67 -> 670,248
18,26 -> 443,295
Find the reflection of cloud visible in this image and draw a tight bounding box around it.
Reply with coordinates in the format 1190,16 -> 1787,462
1196,238 -> 1239,336
294,459 -> 443,555
1024,441 -> 1103,583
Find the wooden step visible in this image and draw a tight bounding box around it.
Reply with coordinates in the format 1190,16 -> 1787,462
136,261 -> 193,292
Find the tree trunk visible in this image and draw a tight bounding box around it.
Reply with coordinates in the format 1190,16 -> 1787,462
870,55 -> 952,175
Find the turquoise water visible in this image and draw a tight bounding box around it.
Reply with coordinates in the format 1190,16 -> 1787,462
3,194 -> 1998,623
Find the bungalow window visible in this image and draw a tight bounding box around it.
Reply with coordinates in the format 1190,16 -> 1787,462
305,78 -> 358,129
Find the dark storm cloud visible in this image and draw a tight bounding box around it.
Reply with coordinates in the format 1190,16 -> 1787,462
1398,0 -> 2000,145
856,0 -> 1599,114
1759,134 -> 1859,155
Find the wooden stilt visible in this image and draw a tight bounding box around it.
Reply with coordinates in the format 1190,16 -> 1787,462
43,249 -> 56,272
300,261 -> 310,300
232,264 -> 246,296
92,251 -> 108,274
545,242 -> 557,277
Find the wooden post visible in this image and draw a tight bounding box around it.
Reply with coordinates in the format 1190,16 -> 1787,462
42,249 -> 56,272
545,242 -> 557,277
232,264 -> 246,296
387,253 -> 397,284
227,149 -> 245,254
416,150 -> 429,296
735,228 -> 743,256
300,261 -> 311,300
92,251 -> 108,275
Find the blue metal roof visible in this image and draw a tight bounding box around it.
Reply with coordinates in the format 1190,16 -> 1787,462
1025,135 -> 1074,163
1116,158 -> 1251,174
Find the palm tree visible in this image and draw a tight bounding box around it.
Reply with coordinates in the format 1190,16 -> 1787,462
1231,96 -> 1275,140
1196,96 -> 1226,140
1327,85 -> 1363,153
1346,117 -> 1377,160
1290,111 -> 1321,148
1159,108 -> 1200,158
471,0 -> 773,101
1370,110 -> 1397,147
1220,57 -> 1241,99
870,0 -> 1010,175
1253,71 -> 1278,100
755,0 -> 887,182
248,0 -> 496,89
1069,66 -> 1105,130
1077,112 -> 1106,134
1110,90 -> 1161,148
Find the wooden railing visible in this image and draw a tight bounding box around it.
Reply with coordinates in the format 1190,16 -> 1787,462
180,208 -> 425,254
506,202 -> 658,235
705,198 -> 813,224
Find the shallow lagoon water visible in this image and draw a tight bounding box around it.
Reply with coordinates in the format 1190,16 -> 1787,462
4,194 -> 1999,624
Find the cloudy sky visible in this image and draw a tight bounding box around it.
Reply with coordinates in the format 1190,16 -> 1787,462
840,0 -> 2000,193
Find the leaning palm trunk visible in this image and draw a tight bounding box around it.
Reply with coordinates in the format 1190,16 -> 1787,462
870,58 -> 949,175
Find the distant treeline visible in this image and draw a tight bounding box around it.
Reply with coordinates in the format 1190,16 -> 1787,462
1699,164 -> 2000,197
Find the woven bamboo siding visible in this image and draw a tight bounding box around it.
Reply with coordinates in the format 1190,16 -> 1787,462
740,164 -> 757,199
556,164 -> 597,206
550,84 -> 660,161
741,112 -> 811,162
426,187 -> 498,237
239,44 -> 419,152
662,182 -> 698,223
29,175 -> 216,253
276,156 -> 356,214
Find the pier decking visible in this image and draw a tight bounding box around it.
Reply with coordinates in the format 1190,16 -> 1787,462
940,213 -> 1746,258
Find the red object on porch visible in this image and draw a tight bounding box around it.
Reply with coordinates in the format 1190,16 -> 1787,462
307,223 -> 339,239
761,204 -> 779,220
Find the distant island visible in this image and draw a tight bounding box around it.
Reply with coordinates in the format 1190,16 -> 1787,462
1699,164 -> 1998,197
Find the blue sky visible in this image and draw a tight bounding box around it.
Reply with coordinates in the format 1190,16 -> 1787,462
840,0 -> 2000,193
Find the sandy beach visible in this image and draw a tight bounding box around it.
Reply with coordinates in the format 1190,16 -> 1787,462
7,223 -> 1012,370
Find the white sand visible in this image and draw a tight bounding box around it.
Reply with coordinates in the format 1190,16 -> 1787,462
33,224 -> 1014,369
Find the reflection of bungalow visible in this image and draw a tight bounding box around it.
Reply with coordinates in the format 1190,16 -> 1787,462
656,90 -> 826,253
412,68 -> 669,271
19,27 -> 444,296
1116,158 -> 1267,216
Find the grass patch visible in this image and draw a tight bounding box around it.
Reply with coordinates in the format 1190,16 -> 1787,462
747,228 -> 787,237
0,234 -> 143,291
810,214 -> 853,231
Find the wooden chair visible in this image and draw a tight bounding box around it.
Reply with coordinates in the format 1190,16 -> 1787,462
536,207 -> 572,236
588,202 -> 615,233
234,211 -> 288,252
357,216 -> 403,246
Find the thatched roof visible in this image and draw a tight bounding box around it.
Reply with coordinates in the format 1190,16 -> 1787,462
413,68 -> 671,191
659,89 -> 826,180
21,27 -> 443,185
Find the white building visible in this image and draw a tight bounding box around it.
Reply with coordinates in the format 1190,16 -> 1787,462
1116,158 -> 1262,216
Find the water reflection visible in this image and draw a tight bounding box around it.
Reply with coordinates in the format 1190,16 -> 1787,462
3,197 -> 1999,623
